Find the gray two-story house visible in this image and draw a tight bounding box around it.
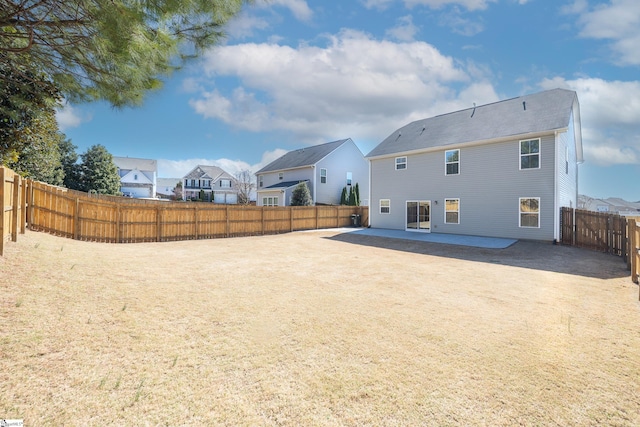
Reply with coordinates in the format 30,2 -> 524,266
256,138 -> 369,207
366,88 -> 583,241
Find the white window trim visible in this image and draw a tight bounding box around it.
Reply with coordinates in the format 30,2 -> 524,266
444,198 -> 460,224
445,149 -> 460,176
395,156 -> 407,170
519,138 -> 541,170
380,199 -> 390,214
320,168 -> 327,184
519,197 -> 541,228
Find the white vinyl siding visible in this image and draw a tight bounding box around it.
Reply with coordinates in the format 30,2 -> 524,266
369,135 -> 556,240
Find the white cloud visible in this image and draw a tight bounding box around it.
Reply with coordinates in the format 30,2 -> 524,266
568,0 -> 640,66
386,15 -> 419,41
56,103 -> 90,131
540,77 -> 640,166
190,30 -> 494,145
438,7 -> 485,36
157,149 -> 288,178
225,12 -> 270,39
255,0 -> 313,21
363,0 -> 496,11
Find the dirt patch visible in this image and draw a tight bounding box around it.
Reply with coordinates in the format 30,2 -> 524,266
1,230 -> 639,426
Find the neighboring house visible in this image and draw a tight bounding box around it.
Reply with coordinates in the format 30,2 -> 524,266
113,156 -> 157,198
182,165 -> 239,203
366,88 -> 583,241
255,138 -> 369,207
579,196 -> 640,216
156,178 -> 181,199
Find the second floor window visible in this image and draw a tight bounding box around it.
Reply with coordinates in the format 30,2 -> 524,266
395,157 -> 407,170
346,172 -> 352,186
259,175 -> 263,188
220,179 -> 231,188
445,149 -> 459,175
279,172 -> 284,180
520,139 -> 540,169
320,168 -> 327,184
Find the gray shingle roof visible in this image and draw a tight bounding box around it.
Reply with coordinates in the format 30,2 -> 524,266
183,165 -> 234,181
113,156 -> 157,171
262,180 -> 308,190
367,88 -> 579,158
256,139 -> 350,174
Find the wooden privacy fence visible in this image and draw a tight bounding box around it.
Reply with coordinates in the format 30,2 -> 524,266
561,207 -> 640,287
560,207 -> 627,257
0,166 -> 368,254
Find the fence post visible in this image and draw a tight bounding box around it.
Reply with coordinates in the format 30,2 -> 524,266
290,206 -> 293,232
73,197 -> 80,240
20,178 -> 27,234
629,219 -> 638,286
0,167 -> 5,256
11,175 -> 20,242
156,206 -> 162,242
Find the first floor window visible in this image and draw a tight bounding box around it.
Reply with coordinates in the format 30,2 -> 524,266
445,198 -> 459,224
395,157 -> 407,170
380,199 -> 390,214
519,197 -> 540,228
320,168 -> 327,184
263,196 -> 279,207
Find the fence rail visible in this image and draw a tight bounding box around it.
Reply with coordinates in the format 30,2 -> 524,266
0,166 -> 368,253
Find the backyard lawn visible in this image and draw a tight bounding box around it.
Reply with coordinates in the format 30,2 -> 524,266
1,229 -> 639,426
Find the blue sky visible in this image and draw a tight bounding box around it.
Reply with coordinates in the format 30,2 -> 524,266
58,0 -> 640,201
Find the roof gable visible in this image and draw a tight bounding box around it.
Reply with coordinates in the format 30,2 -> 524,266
367,88 -> 579,158
120,169 -> 153,184
183,165 -> 234,181
113,156 -> 157,172
256,139 -> 351,174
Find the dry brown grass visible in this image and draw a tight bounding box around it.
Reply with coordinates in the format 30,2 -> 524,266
1,229 -> 639,426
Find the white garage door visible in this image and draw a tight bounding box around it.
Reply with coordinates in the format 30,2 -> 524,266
214,193 -> 238,204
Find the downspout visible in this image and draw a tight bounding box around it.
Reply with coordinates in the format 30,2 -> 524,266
311,165 -> 316,205
553,131 -> 560,242
367,159 -> 372,227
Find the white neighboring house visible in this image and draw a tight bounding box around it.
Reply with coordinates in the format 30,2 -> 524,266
113,156 -> 157,198
182,165 -> 239,203
156,178 -> 181,199
255,138 -> 369,207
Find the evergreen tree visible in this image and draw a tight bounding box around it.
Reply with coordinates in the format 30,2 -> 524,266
1,0 -> 248,108
291,182 -> 312,206
5,108 -> 64,185
348,186 -> 356,206
354,182 -> 360,206
340,186 -> 348,205
79,145 -> 121,194
59,139 -> 82,190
